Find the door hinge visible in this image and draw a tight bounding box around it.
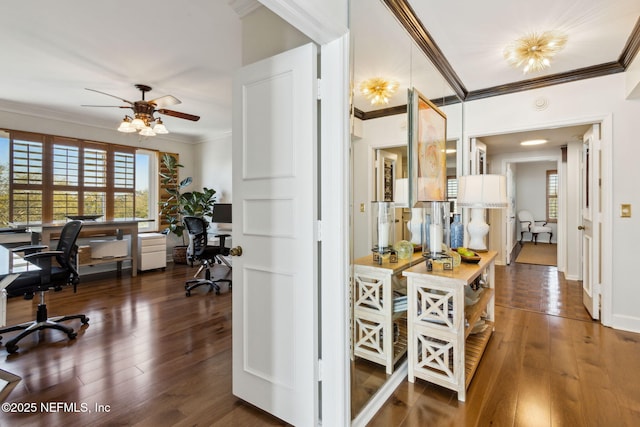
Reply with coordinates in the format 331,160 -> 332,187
316,220 -> 323,242
317,78 -> 322,100
318,359 -> 324,381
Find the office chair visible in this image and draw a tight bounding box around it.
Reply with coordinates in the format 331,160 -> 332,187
518,210 -> 553,244
184,216 -> 232,296
0,220 -> 89,353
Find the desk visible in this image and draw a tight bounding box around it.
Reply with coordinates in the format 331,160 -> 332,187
36,219 -> 147,278
0,246 -> 40,327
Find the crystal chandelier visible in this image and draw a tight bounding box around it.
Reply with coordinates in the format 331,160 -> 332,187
359,77 -> 399,106
503,31 -> 567,74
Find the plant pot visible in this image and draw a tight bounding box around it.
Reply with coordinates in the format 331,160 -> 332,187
172,245 -> 188,264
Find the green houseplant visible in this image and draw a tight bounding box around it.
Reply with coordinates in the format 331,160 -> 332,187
159,153 -> 217,263
159,153 -> 192,263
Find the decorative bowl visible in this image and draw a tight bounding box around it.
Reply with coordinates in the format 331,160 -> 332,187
459,251 -> 481,263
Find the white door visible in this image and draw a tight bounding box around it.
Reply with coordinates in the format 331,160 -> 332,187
505,163 -> 515,264
232,43 -> 318,426
581,124 -> 601,320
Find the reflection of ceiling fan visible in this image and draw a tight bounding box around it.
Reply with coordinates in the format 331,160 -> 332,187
83,84 -> 200,136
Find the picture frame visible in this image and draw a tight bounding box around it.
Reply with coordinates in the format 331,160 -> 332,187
408,87 -> 447,206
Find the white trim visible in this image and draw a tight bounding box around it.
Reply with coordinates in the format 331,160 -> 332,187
320,34 -> 351,427
258,0 -> 345,44
600,114 -> 613,327
610,314 -> 640,334
475,113 -> 613,327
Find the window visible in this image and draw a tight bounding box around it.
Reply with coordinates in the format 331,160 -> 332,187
546,170 -> 558,223
447,175 -> 458,214
3,130 -> 137,225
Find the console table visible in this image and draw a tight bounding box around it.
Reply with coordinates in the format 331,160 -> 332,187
36,219 -> 148,277
352,252 -> 424,374
403,251 -> 497,401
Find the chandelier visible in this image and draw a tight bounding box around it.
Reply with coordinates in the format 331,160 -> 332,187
117,114 -> 168,136
503,31 -> 567,74
359,77 -> 399,106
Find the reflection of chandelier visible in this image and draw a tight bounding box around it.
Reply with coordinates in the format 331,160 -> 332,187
359,77 -> 399,106
503,31 -> 567,74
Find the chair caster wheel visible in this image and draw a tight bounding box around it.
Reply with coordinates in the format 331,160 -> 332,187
68,332 -> 77,339
6,344 -> 18,354
82,317 -> 90,325
186,291 -> 191,297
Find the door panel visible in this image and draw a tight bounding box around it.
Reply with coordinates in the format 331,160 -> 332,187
581,124 -> 600,320
232,43 -> 318,426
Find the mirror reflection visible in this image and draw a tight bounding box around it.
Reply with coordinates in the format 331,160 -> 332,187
349,0 -> 463,420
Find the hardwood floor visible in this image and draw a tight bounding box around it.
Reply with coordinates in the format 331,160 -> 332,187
1,263 -> 287,427
3,257 -> 640,426
368,261 -> 640,427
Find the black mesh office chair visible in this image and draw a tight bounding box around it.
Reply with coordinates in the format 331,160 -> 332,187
184,216 -> 231,296
0,220 -> 89,353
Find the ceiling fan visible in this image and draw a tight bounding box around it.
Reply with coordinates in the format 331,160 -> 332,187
83,84 -> 200,136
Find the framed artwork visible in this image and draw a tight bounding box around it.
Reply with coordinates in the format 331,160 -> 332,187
408,88 -> 447,205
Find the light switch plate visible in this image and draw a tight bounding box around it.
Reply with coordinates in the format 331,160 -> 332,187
621,204 -> 631,218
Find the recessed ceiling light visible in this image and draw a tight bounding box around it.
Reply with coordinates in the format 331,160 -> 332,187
521,139 -> 548,146
445,149 -> 456,154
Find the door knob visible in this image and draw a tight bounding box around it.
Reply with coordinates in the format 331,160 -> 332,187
229,246 -> 243,256
578,225 -> 585,230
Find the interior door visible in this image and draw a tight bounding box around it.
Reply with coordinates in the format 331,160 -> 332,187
232,43 -> 318,426
581,124 -> 601,320
505,163 -> 515,264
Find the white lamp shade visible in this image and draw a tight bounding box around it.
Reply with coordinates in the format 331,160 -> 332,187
457,174 -> 507,208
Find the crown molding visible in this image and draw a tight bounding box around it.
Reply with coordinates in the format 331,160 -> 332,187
382,0 -> 467,100
620,17 -> 640,68
228,0 -> 261,18
382,0 -> 639,103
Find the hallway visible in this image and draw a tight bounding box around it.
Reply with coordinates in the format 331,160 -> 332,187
369,261 -> 640,426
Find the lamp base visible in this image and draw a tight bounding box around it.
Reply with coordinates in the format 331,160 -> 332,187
467,208 -> 489,252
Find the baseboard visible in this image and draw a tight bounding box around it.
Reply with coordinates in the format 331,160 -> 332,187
610,314 -> 640,334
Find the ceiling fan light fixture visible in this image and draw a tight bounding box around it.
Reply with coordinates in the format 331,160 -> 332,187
139,125 -> 156,137
359,77 -> 399,106
153,118 -> 169,134
117,116 -> 137,133
131,117 -> 146,130
504,31 -> 567,74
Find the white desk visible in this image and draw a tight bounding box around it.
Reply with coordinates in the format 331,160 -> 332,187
0,246 -> 40,327
36,219 -> 148,277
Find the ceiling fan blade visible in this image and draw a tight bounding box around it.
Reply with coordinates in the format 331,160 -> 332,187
81,104 -> 131,108
85,88 -> 133,105
157,109 -> 200,121
149,95 -> 181,108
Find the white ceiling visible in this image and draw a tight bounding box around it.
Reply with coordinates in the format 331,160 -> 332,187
0,0 -> 638,149
0,0 -> 242,143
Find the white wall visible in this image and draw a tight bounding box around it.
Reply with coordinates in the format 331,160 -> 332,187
194,132 -> 233,203
466,72 -> 640,332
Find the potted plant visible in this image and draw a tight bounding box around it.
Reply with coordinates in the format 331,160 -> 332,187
180,187 -> 217,220
159,153 -> 192,263
159,154 -> 218,264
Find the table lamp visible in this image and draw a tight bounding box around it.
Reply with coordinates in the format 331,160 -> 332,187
457,174 -> 507,251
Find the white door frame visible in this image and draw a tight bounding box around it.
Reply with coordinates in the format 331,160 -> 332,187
254,1 -> 350,425
482,114 -> 612,326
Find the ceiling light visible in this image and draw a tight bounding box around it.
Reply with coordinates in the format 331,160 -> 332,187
153,118 -> 169,134
521,139 -> 548,146
503,31 -> 567,74
117,116 -> 137,133
117,114 -> 169,136
359,77 -> 399,106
